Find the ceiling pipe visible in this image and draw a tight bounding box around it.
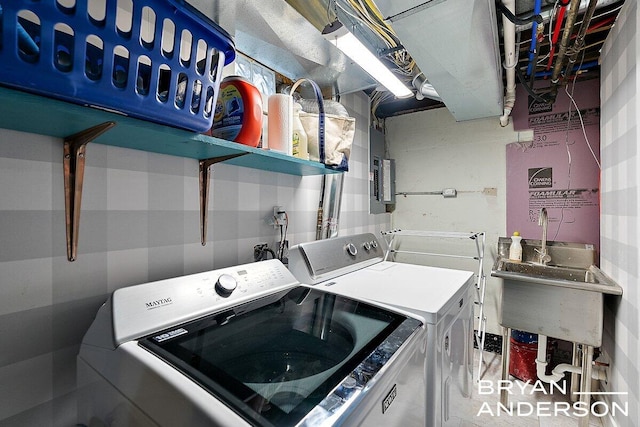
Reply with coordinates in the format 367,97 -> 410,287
526,0 -> 543,77
536,60 -> 598,78
550,0 -> 582,85
514,0 -> 620,32
545,1 -> 568,73
496,1 -> 543,26
562,0 -> 599,81
499,0 -> 517,127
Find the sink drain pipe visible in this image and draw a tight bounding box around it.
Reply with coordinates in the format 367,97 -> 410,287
536,335 -> 606,383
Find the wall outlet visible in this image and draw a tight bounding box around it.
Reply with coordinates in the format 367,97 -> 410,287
273,206 -> 286,227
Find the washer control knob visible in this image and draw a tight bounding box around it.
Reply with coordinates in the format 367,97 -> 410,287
215,274 -> 237,297
346,243 -> 358,257
363,242 -> 371,251
370,240 -> 378,249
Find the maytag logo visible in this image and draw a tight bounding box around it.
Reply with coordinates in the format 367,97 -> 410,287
382,384 -> 397,414
153,328 -> 187,343
145,297 -> 173,310
528,167 -> 552,189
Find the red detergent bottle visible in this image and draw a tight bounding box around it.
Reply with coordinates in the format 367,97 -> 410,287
211,76 -> 263,147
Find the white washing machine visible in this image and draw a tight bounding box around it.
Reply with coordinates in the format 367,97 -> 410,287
289,233 -> 475,427
77,259 -> 431,426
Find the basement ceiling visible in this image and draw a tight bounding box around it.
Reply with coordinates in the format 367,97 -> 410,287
377,0 -> 625,119
507,0 -> 623,88
187,0 -> 625,121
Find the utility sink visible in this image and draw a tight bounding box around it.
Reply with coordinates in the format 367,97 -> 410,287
492,237 -> 622,347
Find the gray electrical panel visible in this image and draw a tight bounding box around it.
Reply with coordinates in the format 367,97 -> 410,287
370,127 -> 395,214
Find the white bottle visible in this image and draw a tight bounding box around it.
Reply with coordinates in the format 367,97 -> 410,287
291,102 -> 309,160
509,232 -> 523,262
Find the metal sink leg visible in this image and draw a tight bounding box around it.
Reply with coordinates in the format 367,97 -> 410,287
500,327 -> 511,407
578,345 -> 594,427
570,342 -> 580,400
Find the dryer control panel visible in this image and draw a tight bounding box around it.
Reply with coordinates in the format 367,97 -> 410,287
289,233 -> 383,285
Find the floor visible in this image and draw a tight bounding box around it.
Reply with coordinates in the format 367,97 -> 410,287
458,350 -> 605,427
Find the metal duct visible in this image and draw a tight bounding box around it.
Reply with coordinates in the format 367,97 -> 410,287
374,0 -> 504,121
316,174 -> 345,240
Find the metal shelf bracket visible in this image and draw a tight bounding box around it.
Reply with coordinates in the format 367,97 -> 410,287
199,154 -> 248,245
63,121 -> 116,261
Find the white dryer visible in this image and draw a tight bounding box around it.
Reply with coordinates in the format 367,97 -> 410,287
289,233 -> 475,427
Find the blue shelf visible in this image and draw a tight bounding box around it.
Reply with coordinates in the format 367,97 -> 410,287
0,86 -> 341,176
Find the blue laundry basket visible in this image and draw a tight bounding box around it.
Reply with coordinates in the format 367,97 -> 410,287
0,0 -> 235,132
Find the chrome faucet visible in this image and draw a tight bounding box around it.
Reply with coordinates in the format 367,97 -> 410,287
536,208 -> 551,265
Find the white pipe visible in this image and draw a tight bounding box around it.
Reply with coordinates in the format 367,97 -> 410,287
536,335 -> 565,383
499,0 -> 517,127
551,363 -> 607,381
536,335 -> 608,383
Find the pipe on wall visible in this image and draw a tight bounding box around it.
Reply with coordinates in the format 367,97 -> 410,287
316,173 -> 345,240
499,0 -> 517,127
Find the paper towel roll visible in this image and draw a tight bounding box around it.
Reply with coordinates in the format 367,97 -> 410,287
268,94 -> 293,155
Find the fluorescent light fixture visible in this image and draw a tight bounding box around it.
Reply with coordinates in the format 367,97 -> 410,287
322,21 -> 413,98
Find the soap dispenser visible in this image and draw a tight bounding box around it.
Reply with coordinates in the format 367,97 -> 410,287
509,231 -> 523,262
